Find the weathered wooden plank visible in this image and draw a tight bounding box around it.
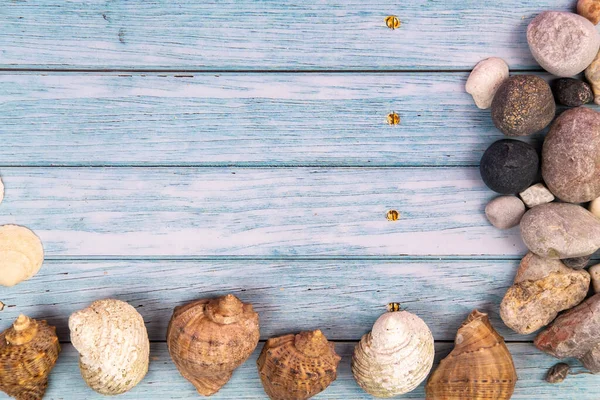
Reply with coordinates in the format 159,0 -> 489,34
0,259 -> 528,342
0,167 -> 526,257
0,72 -> 552,167
0,0 -> 574,70
0,342 -> 592,399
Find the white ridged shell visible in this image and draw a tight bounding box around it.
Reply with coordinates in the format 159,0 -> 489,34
69,299 -> 150,395
352,311 -> 435,398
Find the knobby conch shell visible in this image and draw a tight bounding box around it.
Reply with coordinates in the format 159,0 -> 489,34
257,330 -> 341,400
69,299 -> 150,395
0,315 -> 61,400
426,310 -> 517,399
167,294 -> 259,396
0,225 -> 44,287
351,309 -> 435,398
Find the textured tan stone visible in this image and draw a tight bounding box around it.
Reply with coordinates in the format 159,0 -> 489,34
500,253 -> 590,334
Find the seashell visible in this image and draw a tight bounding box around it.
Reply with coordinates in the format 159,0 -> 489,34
426,310 -> 517,399
257,330 -> 341,400
352,309 -> 435,398
167,294 -> 259,396
0,315 -> 61,400
69,299 -> 150,395
0,225 -> 44,287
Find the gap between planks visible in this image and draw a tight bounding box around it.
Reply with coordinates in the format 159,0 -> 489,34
0,68 -> 545,74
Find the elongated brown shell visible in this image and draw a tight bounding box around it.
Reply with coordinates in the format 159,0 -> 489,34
426,310 -> 517,400
257,330 -> 341,400
167,294 -> 260,396
0,315 -> 61,400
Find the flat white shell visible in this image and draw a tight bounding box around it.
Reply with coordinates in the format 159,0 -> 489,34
0,225 -> 44,287
352,311 -> 435,398
69,299 -> 150,395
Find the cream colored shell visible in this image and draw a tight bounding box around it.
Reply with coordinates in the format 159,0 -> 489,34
352,310 -> 435,398
69,299 -> 150,395
0,225 -> 44,287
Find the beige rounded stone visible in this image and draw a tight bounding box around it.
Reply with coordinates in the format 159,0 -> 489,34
590,197 -> 600,217
485,196 -> 526,229
590,264 -> 600,293
466,58 -> 509,109
520,203 -> 600,258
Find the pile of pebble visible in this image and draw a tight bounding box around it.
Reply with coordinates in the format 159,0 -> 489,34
466,3 -> 600,382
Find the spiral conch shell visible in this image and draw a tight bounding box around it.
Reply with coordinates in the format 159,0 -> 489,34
0,315 -> 61,400
69,299 -> 150,395
352,309 -> 435,398
426,310 -> 517,399
167,294 -> 260,396
257,330 -> 341,400
0,225 -> 44,287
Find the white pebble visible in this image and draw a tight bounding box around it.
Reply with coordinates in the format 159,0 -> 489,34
589,264 -> 600,293
485,196 -> 526,229
519,183 -> 555,208
466,57 -> 509,109
590,197 -> 600,218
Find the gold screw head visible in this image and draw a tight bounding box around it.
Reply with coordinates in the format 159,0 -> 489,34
385,15 -> 401,30
386,210 -> 400,221
387,112 -> 400,125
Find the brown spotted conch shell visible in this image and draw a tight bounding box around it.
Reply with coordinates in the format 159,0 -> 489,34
167,294 -> 260,396
426,310 -> 517,399
257,330 -> 341,400
0,315 -> 61,400
0,225 -> 44,287
69,299 -> 150,395
351,309 -> 435,398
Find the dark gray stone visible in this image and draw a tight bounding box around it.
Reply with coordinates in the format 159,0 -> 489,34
553,78 -> 593,107
563,255 -> 592,270
480,139 -> 539,194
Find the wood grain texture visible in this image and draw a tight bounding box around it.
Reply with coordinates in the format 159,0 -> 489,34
0,0 -> 575,71
0,72 -> 551,167
0,342 -> 591,400
0,259 -> 528,342
0,167 -> 527,257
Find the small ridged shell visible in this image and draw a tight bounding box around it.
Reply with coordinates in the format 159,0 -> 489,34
257,330 -> 341,400
69,299 -> 150,395
426,310 -> 517,399
167,294 -> 260,396
352,310 -> 435,398
0,225 -> 44,287
0,315 -> 61,400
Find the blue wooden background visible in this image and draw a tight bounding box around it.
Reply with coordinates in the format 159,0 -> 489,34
0,0 -> 597,398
